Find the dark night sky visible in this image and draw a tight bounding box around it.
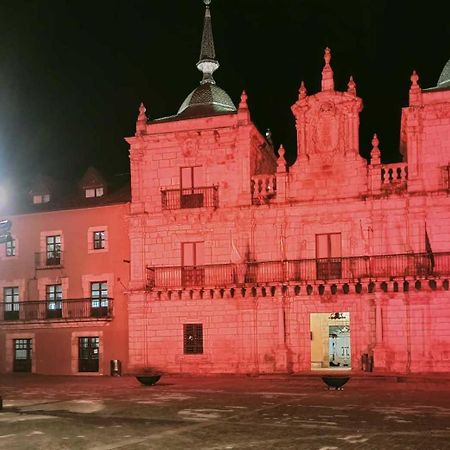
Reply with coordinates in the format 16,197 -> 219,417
0,0 -> 448,188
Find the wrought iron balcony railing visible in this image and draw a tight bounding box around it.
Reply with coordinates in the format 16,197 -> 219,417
147,252 -> 450,289
161,186 -> 219,210
35,251 -> 64,269
1,298 -> 113,323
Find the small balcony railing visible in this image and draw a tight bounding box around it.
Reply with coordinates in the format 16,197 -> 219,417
35,251 -> 64,269
0,298 -> 113,323
161,186 -> 219,210
147,252 -> 450,289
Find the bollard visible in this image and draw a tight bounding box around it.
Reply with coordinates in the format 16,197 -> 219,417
110,359 -> 122,376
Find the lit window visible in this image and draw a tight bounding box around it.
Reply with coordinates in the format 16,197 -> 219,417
46,284 -> 62,318
90,281 -> 108,308
33,194 -> 50,204
5,239 -> 16,257
46,235 -> 61,266
93,231 -> 105,250
3,286 -> 19,320
183,324 -> 203,354
85,187 -> 104,198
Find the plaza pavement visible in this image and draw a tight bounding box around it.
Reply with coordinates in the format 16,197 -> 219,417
1,372 -> 450,449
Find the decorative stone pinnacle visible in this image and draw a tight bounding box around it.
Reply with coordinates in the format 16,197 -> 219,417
138,102 -> 147,120
239,90 -> 248,109
299,81 -> 307,99
324,47 -> 331,65
204,0 -> 211,4
321,47 -> 334,91
347,75 -> 356,95
370,133 -> 381,164
410,70 -> 420,87
277,145 -> 287,173
372,133 -> 379,149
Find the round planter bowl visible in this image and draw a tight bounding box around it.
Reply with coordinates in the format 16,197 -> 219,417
321,376 -> 350,390
136,375 -> 161,386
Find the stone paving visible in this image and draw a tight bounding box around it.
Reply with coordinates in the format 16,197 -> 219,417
1,373 -> 450,449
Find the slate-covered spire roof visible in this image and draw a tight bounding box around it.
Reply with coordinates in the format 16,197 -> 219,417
424,57 -> 450,91
197,0 -> 219,85
167,0 -> 236,121
436,58 -> 450,89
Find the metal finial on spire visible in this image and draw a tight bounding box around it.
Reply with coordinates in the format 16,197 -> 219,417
197,0 -> 219,84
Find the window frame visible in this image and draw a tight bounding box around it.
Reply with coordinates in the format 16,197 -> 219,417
5,238 -> 16,257
93,231 -> 106,250
183,323 -> 204,355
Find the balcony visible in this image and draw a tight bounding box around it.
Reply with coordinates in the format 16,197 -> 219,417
146,252 -> 450,290
35,251 -> 64,269
161,186 -> 219,210
0,298 -> 113,323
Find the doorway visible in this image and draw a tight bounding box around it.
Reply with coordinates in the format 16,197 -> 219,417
310,312 -> 351,370
14,339 -> 32,372
78,337 -> 99,372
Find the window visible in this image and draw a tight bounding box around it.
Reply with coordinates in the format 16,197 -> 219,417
183,324 -> 203,354
46,284 -> 62,319
33,194 -> 50,204
93,231 -> 105,250
181,242 -> 205,286
14,339 -> 32,373
85,187 -> 104,198
46,235 -> 61,266
180,166 -> 204,208
78,337 -> 99,372
315,233 -> 342,280
5,239 -> 16,257
90,281 -> 108,317
3,287 -> 19,320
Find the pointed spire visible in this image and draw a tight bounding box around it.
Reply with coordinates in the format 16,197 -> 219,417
321,47 -> 334,91
370,133 -> 381,165
136,102 -> 148,135
277,145 -> 287,173
197,0 -> 219,85
347,75 -> 356,96
299,81 -> 307,99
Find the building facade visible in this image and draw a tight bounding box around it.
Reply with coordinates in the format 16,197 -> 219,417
1,2 -> 450,376
0,169 -> 130,375
127,2 -> 450,374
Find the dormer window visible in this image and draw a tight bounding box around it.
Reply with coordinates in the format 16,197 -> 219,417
85,187 -> 104,198
33,194 -> 50,204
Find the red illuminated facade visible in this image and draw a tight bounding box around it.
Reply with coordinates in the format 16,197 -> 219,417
126,3 -> 450,374
1,2 -> 450,376
0,168 -> 130,375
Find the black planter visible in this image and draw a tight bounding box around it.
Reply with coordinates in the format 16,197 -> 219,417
135,375 -> 161,386
321,376 -> 350,390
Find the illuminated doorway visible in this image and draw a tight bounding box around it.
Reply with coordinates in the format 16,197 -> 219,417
310,312 -> 351,370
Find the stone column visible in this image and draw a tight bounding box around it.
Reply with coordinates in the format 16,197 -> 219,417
372,294 -> 388,371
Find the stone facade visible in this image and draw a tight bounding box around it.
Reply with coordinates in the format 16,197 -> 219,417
127,39 -> 450,374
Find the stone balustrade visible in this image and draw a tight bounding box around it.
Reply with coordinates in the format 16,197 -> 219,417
250,174 -> 277,205
381,163 -> 408,187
